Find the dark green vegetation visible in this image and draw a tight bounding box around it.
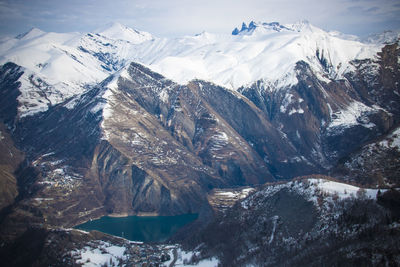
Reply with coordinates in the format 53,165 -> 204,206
75,214 -> 198,242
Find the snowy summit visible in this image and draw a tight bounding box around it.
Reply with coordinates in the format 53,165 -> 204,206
0,20 -> 393,118
94,22 -> 153,44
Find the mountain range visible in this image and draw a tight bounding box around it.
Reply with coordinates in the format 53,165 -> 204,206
0,20 -> 399,266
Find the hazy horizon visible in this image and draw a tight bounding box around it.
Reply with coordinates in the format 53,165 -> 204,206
0,0 -> 399,38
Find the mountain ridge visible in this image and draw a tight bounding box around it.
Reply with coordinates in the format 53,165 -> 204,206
0,20 -> 389,118
0,20 -> 399,265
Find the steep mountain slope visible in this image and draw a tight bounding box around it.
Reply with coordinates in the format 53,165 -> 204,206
0,63 -> 221,236
0,122 -> 23,210
188,177 -> 400,266
0,59 -> 312,236
334,126 -> 400,187
239,34 -> 399,174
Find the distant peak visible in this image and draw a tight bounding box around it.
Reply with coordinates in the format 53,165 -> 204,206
262,22 -> 290,31
241,22 -> 248,32
232,21 -> 291,35
16,27 -> 45,40
94,22 -> 130,34
109,21 -> 125,28
288,19 -> 312,32
230,19 -> 325,36
362,30 -> 400,44
94,22 -> 153,44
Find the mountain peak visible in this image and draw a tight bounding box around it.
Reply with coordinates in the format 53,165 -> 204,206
15,27 -> 45,40
232,21 -> 291,35
230,20 -> 324,36
94,21 -> 125,32
288,19 -> 312,32
94,22 -> 153,44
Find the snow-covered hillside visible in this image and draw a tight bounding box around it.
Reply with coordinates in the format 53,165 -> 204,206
192,177 -> 399,266
0,22 -> 152,117
0,20 -> 386,117
133,20 -> 381,90
241,177 -> 382,211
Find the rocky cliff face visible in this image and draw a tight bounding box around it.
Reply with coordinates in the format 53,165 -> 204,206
240,42 -> 399,176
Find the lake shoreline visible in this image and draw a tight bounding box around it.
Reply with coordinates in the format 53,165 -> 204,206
74,214 -> 199,242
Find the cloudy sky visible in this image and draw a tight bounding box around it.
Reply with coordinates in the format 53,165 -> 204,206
0,0 -> 399,38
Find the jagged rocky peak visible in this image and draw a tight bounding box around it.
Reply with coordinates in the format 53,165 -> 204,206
232,20 -> 290,35
232,21 -> 257,35
231,20 -> 315,35
94,21 -> 153,44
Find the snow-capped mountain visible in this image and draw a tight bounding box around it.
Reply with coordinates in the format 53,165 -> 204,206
132,20 -> 381,90
0,20 -> 386,118
0,20 -> 399,266
0,23 -> 152,117
94,22 -> 153,44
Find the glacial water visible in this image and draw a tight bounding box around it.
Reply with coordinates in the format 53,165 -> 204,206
74,214 -> 198,242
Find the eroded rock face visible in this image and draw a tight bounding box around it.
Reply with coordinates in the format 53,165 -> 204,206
240,42 -> 399,176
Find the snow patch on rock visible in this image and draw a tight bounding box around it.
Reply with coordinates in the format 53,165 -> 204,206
328,101 -> 377,132
72,241 -> 127,267
379,127 -> 400,151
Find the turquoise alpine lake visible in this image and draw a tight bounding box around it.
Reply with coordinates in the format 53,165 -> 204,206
74,214 -> 198,242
